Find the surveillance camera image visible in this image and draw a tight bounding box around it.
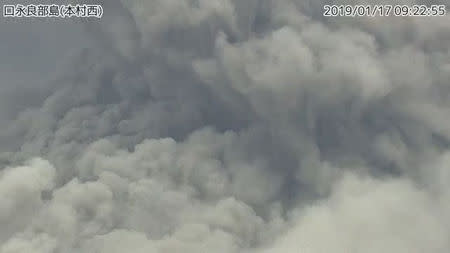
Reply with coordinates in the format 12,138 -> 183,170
0,0 -> 449,252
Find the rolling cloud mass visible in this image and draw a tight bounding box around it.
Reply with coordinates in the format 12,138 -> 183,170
1,0 -> 450,252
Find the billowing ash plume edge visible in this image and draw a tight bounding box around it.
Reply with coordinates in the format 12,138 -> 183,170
1,0 -> 450,252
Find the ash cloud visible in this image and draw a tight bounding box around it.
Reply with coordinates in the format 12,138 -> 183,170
1,0 -> 450,252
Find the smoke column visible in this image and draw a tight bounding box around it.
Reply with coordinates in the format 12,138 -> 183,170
1,0 -> 450,252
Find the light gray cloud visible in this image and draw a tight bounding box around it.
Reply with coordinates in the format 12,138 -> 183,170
1,0 -> 450,252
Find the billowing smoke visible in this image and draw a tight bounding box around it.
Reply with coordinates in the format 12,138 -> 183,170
1,0 -> 450,252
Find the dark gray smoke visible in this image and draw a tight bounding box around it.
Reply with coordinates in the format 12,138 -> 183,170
1,0 -> 450,252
